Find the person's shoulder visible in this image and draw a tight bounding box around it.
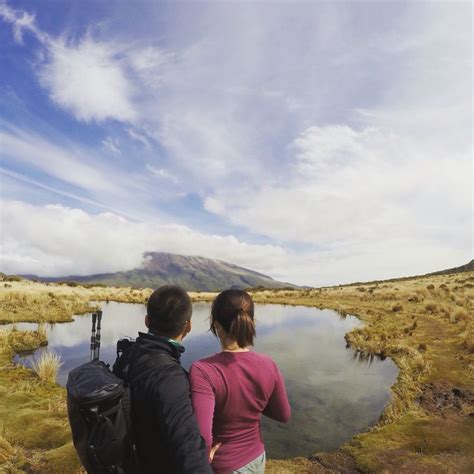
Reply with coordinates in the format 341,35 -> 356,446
190,353 -> 222,371
248,351 -> 280,370
248,350 -> 274,362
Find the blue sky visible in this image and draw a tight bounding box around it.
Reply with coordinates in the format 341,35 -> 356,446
0,1 -> 472,285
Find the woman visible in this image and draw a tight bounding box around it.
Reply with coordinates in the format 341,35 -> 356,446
189,289 -> 291,473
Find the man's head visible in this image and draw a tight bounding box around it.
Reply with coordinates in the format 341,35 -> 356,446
145,285 -> 192,340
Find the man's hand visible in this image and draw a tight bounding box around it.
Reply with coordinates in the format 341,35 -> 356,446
209,443 -> 222,462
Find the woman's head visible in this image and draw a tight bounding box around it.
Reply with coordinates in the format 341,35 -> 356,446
210,289 -> 256,348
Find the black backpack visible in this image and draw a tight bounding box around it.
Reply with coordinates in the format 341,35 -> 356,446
67,313 -> 176,473
67,358 -> 138,474
66,312 -> 140,474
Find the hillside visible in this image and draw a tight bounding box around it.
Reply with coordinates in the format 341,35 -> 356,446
429,259 -> 474,275
22,252 -> 295,291
335,259 -> 474,288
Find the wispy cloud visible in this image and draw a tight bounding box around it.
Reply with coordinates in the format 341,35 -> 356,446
146,164 -> 179,184
101,136 -> 121,155
0,168 -> 128,216
127,128 -> 152,150
0,2 -> 45,44
0,125 -> 118,193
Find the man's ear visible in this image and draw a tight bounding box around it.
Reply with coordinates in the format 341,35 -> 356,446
145,314 -> 151,329
181,320 -> 191,339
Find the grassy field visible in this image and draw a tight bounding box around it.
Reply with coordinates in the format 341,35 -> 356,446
0,273 -> 472,473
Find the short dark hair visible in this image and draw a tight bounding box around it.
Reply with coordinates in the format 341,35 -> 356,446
147,285 -> 192,337
210,289 -> 255,348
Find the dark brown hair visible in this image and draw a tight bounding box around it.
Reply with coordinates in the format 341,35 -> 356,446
147,285 -> 192,337
210,289 -> 256,348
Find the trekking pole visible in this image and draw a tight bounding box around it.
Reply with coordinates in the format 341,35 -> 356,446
94,310 -> 103,361
90,313 -> 97,361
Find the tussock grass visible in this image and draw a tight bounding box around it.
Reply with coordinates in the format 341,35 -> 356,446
0,327 -> 11,352
0,279 -> 154,324
424,302 -> 437,313
38,322 -> 47,341
452,309 -> 470,326
461,322 -> 474,354
0,435 -> 16,466
0,327 -> 48,354
32,351 -> 62,384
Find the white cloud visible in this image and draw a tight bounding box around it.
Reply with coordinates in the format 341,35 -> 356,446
38,38 -> 137,123
1,3 -> 138,124
0,201 -> 290,279
204,124 -> 472,279
0,200 -> 468,286
205,125 -> 470,244
157,109 -> 253,182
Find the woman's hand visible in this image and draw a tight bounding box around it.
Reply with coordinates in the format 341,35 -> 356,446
209,443 -> 222,462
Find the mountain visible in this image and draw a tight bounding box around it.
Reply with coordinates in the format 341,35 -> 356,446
429,259 -> 474,276
23,252 -> 296,291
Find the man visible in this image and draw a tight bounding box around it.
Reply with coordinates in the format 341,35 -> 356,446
114,285 -> 213,473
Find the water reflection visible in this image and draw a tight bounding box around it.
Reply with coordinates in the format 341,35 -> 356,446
11,301 -> 398,458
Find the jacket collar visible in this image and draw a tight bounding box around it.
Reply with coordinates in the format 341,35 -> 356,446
136,331 -> 185,361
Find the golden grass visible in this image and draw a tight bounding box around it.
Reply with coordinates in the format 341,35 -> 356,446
0,326 -> 48,354
0,272 -> 472,472
0,279 -> 154,324
32,351 -> 62,384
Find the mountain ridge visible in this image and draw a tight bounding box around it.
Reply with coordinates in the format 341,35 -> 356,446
428,259 -> 473,276
20,252 -> 297,291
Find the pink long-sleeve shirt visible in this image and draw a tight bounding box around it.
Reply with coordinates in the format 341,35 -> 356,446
189,351 -> 291,473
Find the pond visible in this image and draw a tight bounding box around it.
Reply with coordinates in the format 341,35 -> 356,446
12,301 -> 398,458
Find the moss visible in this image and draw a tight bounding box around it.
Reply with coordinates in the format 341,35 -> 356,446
38,442 -> 82,473
345,414 -> 474,473
4,408 -> 70,450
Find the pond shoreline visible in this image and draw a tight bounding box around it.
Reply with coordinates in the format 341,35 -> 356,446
11,301 -> 398,458
0,275 -> 473,473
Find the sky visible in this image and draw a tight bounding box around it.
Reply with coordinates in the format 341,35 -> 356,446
0,0 -> 472,286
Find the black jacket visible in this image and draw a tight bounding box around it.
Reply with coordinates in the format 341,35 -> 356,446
114,332 -> 212,474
